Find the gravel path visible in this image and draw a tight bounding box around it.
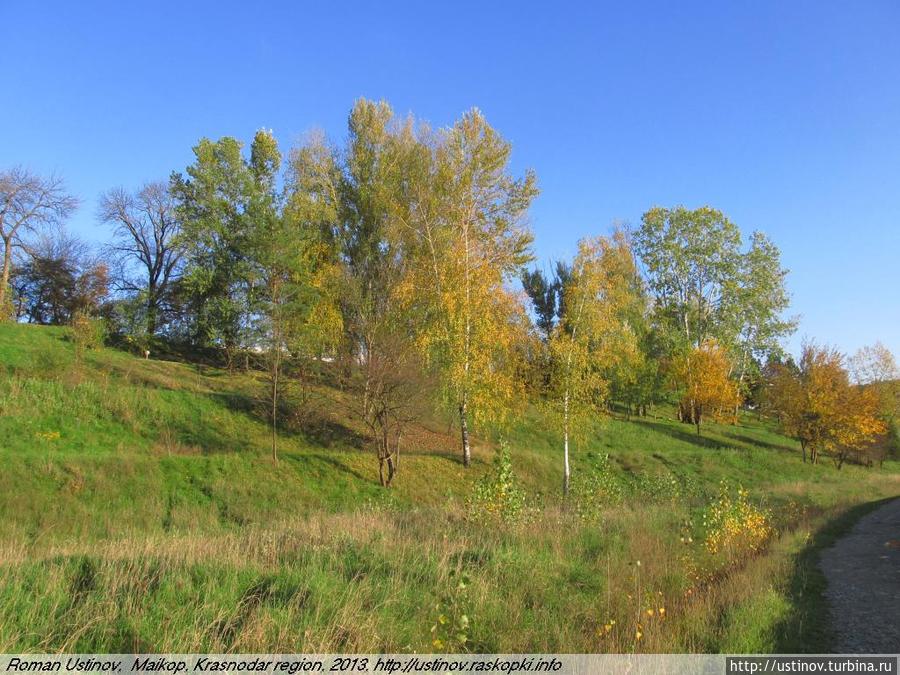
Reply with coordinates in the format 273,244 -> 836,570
818,497 -> 900,653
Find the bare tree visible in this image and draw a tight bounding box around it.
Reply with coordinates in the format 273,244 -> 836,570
0,167 -> 79,314
98,182 -> 183,334
359,333 -> 431,487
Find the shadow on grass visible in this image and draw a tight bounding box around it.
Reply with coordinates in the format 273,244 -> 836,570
282,452 -> 372,484
723,431 -> 797,454
633,418 -> 728,450
210,391 -> 367,450
772,496 -> 897,653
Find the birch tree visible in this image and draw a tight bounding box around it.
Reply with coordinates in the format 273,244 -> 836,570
548,233 -> 640,494
401,109 -> 537,467
633,206 -> 742,350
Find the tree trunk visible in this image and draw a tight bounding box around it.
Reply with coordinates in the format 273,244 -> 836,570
0,236 -> 11,316
460,216 -> 472,468
459,397 -> 471,468
271,361 -> 279,463
386,455 -> 396,486
563,390 -> 571,496
691,399 -> 701,436
146,283 -> 158,336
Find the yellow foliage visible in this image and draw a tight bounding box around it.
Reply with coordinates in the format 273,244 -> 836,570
768,343 -> 887,464
703,482 -> 775,559
668,339 -> 740,432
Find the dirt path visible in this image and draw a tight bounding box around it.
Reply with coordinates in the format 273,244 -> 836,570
818,497 -> 900,653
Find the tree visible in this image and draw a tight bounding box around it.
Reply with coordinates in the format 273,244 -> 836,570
547,233 -> 641,494
0,167 -> 78,316
851,342 -> 899,387
634,207 -> 794,423
522,265 -> 566,342
11,231 -> 108,325
171,135 -> 270,366
850,342 -> 899,462
398,108 -> 537,467
767,343 -> 886,466
250,130 -> 342,462
334,101 -> 418,471
729,231 -> 796,415
633,206 -> 742,350
522,263 -> 571,392
98,181 -> 184,336
668,339 -> 740,436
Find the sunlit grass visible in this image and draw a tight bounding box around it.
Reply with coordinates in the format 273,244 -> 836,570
0,322 -> 897,652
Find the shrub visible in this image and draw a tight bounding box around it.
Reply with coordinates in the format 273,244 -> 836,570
570,453 -> 624,519
702,482 -> 774,560
467,442 -> 527,525
430,569 -> 472,652
70,310 -> 106,358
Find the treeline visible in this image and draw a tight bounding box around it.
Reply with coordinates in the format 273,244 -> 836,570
1,99 -> 896,487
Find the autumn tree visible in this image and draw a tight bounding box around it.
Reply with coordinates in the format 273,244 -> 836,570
850,342 -> 899,461
309,100 -> 437,484
547,233 -> 641,494
767,343 -> 886,466
98,181 -> 184,336
397,108 -> 537,467
250,131 -> 343,462
0,167 -> 79,317
668,339 -> 740,436
633,206 -> 794,421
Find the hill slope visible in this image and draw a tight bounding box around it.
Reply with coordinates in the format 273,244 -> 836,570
0,323 -> 897,652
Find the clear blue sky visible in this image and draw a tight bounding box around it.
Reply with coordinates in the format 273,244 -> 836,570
3,1 -> 898,358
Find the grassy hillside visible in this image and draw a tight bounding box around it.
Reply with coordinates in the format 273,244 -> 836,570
0,323 -> 897,652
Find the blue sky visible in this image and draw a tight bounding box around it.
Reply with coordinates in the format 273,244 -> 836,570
2,1 -> 898,358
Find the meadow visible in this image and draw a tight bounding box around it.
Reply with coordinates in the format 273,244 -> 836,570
0,323 -> 897,653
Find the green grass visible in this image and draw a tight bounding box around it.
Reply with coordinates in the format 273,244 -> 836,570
0,322 -> 897,652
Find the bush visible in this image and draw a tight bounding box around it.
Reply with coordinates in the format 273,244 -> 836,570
702,482 -> 774,560
430,569 -> 472,652
467,442 -> 528,525
70,310 -> 106,358
570,453 -> 624,519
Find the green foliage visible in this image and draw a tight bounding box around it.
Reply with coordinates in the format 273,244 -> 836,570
467,442 -> 528,525
1,323 -> 899,653
633,207 -> 795,389
430,569 -> 473,652
172,132 -> 281,356
569,453 -> 624,519
70,310 -> 106,359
